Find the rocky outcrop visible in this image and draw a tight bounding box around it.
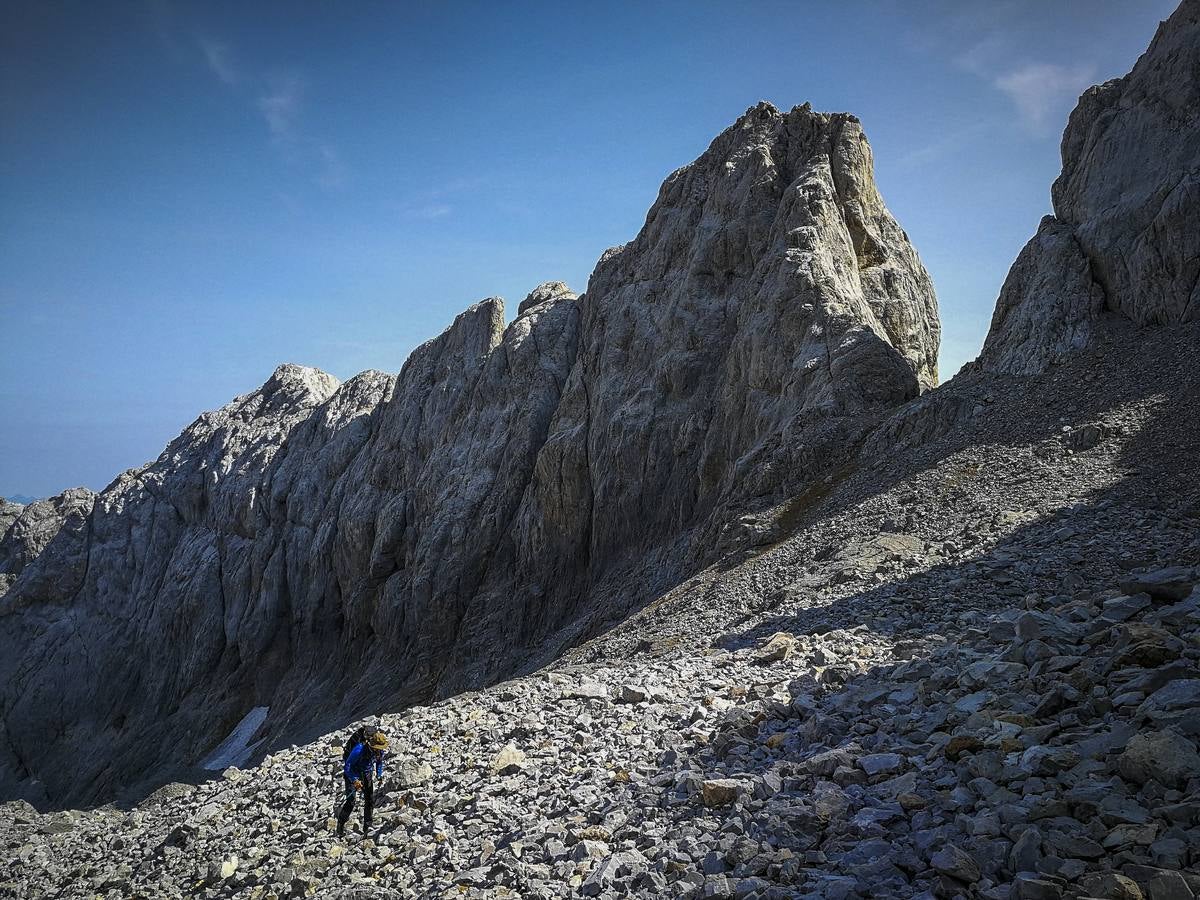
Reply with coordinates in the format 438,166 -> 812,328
978,217 -> 1105,376
979,0 -> 1200,374
0,500 -> 22,595
0,500 -> 23,542
0,103 -> 937,807
0,489 -> 95,595
0,500 -> 23,592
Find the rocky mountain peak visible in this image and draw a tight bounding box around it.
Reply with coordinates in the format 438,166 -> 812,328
518,281 -> 577,316
402,297 -> 507,375
643,98 -> 939,391
0,487 -> 95,597
260,364 -> 342,407
979,0 -> 1199,374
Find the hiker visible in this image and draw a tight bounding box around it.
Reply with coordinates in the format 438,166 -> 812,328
336,728 -> 388,838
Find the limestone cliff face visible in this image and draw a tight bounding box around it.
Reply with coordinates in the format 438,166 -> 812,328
0,103 -> 937,807
980,0 -> 1200,374
547,104 -> 938,562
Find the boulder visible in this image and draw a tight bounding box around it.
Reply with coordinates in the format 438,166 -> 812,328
617,684 -> 647,704
489,744 -> 528,776
1009,826 -> 1043,874
1119,568 -> 1196,603
1012,874 -> 1064,900
207,855 -> 238,883
756,632 -> 796,664
393,760 -> 434,788
567,680 -> 610,701
1118,730 -> 1200,787
857,753 -> 904,777
1103,594 -> 1153,623
1136,680 -> 1200,729
701,779 -> 745,807
929,845 -> 981,883
1076,873 -> 1143,900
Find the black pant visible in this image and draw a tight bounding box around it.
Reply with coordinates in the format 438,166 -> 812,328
337,774 -> 373,834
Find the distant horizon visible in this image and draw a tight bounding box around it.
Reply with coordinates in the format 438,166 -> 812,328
1,1 -> 1180,498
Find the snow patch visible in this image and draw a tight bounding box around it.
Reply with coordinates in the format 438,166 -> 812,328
201,706 -> 269,771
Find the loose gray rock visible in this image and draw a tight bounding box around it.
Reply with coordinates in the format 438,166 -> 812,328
1117,730 -> 1200,787
930,844 -> 981,883
489,743 -> 528,776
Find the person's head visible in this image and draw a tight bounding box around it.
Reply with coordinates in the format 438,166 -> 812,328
369,730 -> 388,756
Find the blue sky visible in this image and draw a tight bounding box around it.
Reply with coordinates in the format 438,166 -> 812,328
0,0 -> 1179,499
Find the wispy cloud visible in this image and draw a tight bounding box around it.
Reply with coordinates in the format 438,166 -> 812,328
902,0 -> 1026,61
952,33 -> 1009,78
398,178 -> 488,221
314,143 -> 347,191
197,37 -> 238,86
994,62 -> 1096,133
257,72 -> 303,141
190,36 -> 344,192
901,1 -> 1099,137
407,203 -> 453,220
896,120 -> 994,169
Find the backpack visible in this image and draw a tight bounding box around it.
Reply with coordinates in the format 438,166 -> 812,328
342,726 -> 370,762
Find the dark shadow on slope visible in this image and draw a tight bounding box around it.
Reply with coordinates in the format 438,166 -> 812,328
632,345 -> 1199,893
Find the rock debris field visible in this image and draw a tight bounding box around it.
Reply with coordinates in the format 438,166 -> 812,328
3,323 -> 1198,899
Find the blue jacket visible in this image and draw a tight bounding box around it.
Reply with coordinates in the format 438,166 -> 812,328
344,743 -> 384,782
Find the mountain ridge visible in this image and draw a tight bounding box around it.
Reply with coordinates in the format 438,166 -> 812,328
1,100 -> 940,810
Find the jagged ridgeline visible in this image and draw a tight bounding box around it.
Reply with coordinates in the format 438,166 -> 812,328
0,103 -> 940,807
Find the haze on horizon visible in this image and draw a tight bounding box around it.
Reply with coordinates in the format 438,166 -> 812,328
0,0 -> 1178,500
